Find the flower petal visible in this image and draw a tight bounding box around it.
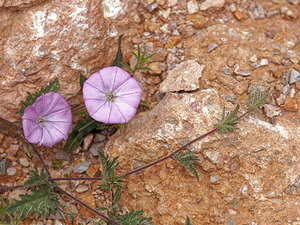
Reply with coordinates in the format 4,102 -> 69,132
83,82 -> 106,101
117,92 -> 142,109
87,101 -> 112,123
112,101 -> 137,123
39,126 -> 55,147
22,119 -> 42,144
115,78 -> 142,97
84,71 -> 106,93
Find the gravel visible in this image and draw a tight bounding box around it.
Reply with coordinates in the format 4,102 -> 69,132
73,161 -> 90,173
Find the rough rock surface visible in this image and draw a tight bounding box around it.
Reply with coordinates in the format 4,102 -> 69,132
0,0 -> 139,121
159,60 -> 204,93
105,89 -> 300,225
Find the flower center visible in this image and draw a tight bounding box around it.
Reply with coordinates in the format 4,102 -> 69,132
106,92 -> 117,102
37,116 -> 46,126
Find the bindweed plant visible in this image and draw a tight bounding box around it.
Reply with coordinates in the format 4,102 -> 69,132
0,36 -> 270,225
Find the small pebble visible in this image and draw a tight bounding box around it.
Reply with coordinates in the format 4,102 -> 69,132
0,158 -> 10,175
263,104 -> 281,118
94,134 -> 106,143
9,145 -> 19,157
284,97 -> 299,112
234,64 -> 251,76
89,142 -> 106,157
55,151 -> 72,161
226,217 -> 235,225
83,134 -> 94,151
210,176 -> 219,184
207,43 -> 218,53
19,158 -> 30,167
73,161 -> 90,173
205,151 -> 219,164
289,69 -> 300,84
76,184 -> 89,193
187,0 -> 199,14
7,167 -> 17,176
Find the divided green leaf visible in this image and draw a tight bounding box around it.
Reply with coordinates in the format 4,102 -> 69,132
24,165 -> 48,186
64,116 -> 98,152
174,151 -> 200,181
80,74 -> 88,88
115,210 -> 152,225
214,104 -> 240,134
16,78 -> 59,116
247,88 -> 270,113
112,34 -> 124,68
6,186 -> 58,218
185,216 -> 192,225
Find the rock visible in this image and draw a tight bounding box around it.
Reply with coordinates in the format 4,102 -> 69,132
73,161 -> 90,173
159,60 -> 204,93
19,158 -> 30,167
249,1 -> 265,19
94,134 -> 106,143
8,144 -> 19,157
282,84 -> 290,96
89,142 -> 106,157
200,0 -> 225,10
284,97 -> 299,112
207,43 -> 218,53
234,10 -> 244,20
205,151 -> 219,164
83,133 -> 94,151
151,76 -> 162,84
185,14 -> 206,29
86,164 -> 100,177
1,0 -> 135,121
164,36 -> 182,49
148,62 -> 162,74
9,189 -> 27,201
233,64 -> 251,76
78,193 -> 96,217
0,158 -> 10,175
263,104 -> 281,118
154,92 -> 165,103
55,151 -> 72,161
187,0 -> 199,14
289,69 -> 300,84
210,176 -> 219,184
251,58 -> 269,68
104,88 -> 300,225
226,218 -> 235,225
7,167 -> 17,176
76,184 -> 89,193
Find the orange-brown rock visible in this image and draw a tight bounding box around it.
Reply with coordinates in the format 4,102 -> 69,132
164,36 -> 182,49
284,96 -> 299,112
186,14 -> 207,29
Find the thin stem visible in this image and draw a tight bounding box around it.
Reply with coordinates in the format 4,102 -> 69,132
71,104 -> 86,112
0,185 -> 29,192
55,187 -> 120,225
49,177 -> 102,181
123,109 -> 253,178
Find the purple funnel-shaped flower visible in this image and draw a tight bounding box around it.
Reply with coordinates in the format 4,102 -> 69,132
83,66 -> 142,124
22,92 -> 72,147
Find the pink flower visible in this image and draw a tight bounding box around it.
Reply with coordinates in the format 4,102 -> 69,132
22,92 -> 72,147
83,66 -> 142,123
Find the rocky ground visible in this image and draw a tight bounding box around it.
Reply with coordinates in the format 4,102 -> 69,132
1,0 -> 300,224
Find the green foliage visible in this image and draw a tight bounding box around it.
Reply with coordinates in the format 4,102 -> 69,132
0,198 -> 22,225
137,100 -> 149,113
214,104 -> 240,134
115,210 -> 152,225
51,160 -> 63,170
80,74 -> 88,88
121,45 -> 157,76
112,35 -> 124,68
24,165 -> 49,186
98,152 -> 123,188
185,216 -> 191,225
64,116 -> 98,152
16,78 -> 59,116
6,168 -> 59,219
248,88 -> 269,113
174,151 -> 200,181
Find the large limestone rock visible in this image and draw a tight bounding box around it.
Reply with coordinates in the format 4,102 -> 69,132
0,0 -> 138,121
105,89 -> 300,224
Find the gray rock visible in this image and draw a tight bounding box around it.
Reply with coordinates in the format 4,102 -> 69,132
207,43 -> 218,53
226,217 -> 234,225
7,167 -> 17,176
289,69 -> 300,84
19,158 -> 30,167
9,144 -> 19,157
205,151 -> 219,164
263,104 -> 281,118
89,142 -> 106,157
210,176 -> 219,184
249,1 -> 265,19
94,134 -> 106,143
154,92 -> 165,103
55,151 -> 73,161
187,0 -> 199,14
76,184 -> 89,193
234,64 -> 251,76
282,84 -> 290,96
73,161 -> 90,173
0,158 -> 10,175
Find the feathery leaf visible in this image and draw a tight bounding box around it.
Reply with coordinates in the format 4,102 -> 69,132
248,88 -> 270,113
185,216 -> 192,225
174,151 -> 200,181
24,165 -> 48,187
214,104 -> 240,134
115,210 -> 152,225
